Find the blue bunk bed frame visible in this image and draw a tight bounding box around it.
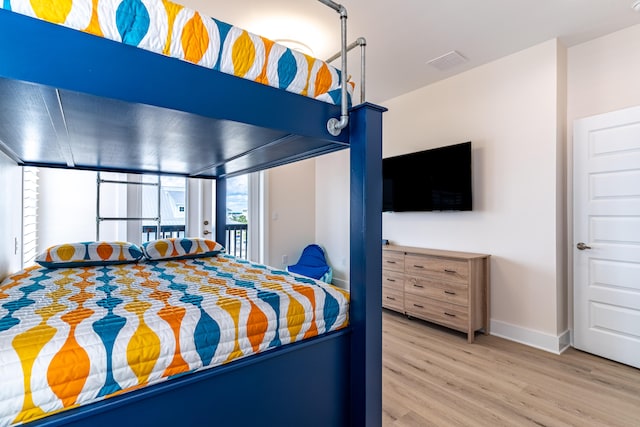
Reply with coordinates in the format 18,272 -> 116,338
0,8 -> 385,427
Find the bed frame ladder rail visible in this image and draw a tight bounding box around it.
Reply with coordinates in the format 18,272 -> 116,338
318,0 -> 349,136
326,37 -> 366,105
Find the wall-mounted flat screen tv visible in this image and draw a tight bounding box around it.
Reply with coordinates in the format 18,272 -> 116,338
383,141 -> 472,212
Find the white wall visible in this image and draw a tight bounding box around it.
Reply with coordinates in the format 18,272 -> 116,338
566,23 -> 640,330
266,150 -> 351,289
381,39 -> 566,351
266,151 -> 350,289
555,44 -> 568,338
0,152 -> 22,280
266,158 -> 317,270
315,150 -> 350,289
567,24 -> 640,123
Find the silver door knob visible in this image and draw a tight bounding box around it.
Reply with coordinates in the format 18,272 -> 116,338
203,230 -> 211,235
576,242 -> 591,250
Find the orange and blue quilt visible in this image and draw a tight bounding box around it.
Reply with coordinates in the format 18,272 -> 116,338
0,254 -> 349,426
0,0 -> 353,106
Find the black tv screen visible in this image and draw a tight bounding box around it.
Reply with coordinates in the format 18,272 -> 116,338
383,141 -> 472,212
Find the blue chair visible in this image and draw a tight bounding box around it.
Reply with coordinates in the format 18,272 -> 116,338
286,244 -> 333,284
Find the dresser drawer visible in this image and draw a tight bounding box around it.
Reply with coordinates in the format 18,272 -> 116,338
383,250 -> 405,273
383,269 -> 404,291
382,284 -> 404,312
405,276 -> 468,306
405,254 -> 469,284
404,294 -> 468,331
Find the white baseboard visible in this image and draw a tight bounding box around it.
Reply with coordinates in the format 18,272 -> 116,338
331,277 -> 348,290
490,319 -> 571,355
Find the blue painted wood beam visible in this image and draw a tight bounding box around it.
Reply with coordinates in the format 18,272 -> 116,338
349,102 -> 387,426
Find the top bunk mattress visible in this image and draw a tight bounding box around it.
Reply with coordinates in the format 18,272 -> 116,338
1,0 -> 353,106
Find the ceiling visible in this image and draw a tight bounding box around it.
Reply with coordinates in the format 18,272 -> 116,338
185,0 -> 640,104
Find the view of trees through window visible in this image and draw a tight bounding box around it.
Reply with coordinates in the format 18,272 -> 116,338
227,175 -> 248,224
226,175 -> 249,258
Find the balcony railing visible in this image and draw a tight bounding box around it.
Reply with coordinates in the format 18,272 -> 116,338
225,223 -> 248,259
141,223 -> 248,259
142,225 -> 186,242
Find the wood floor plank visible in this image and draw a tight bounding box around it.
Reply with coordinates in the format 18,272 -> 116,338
382,310 -> 640,427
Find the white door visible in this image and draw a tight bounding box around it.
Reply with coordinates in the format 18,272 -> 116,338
186,178 -> 214,238
573,105 -> 640,369
188,174 -> 258,256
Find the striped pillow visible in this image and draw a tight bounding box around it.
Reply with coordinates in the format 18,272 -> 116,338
142,237 -> 225,261
36,241 -> 144,268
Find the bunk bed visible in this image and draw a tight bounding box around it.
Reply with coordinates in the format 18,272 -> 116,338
0,0 -> 385,426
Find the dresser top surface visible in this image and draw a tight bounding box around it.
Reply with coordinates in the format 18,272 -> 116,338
383,244 -> 490,260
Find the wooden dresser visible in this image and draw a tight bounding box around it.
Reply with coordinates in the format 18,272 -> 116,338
382,245 -> 490,343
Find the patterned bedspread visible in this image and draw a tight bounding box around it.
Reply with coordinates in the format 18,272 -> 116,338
0,254 -> 349,426
1,0 -> 352,106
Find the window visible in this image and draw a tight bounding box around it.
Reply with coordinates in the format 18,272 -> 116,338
226,175 -> 248,258
97,172 -> 186,244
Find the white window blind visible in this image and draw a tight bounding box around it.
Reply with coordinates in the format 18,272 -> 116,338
22,167 -> 39,267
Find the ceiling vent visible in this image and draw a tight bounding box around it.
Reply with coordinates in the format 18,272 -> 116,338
426,50 -> 468,71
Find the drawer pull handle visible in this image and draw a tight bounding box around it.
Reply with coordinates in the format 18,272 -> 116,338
444,269 -> 457,274
413,304 -> 424,309
386,278 -> 396,282
413,284 -> 424,288
386,261 -> 396,264
386,296 -> 396,301
444,312 -> 456,317
444,290 -> 456,295
413,265 -> 425,269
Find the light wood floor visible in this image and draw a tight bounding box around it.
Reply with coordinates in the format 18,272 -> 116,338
382,310 -> 640,427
